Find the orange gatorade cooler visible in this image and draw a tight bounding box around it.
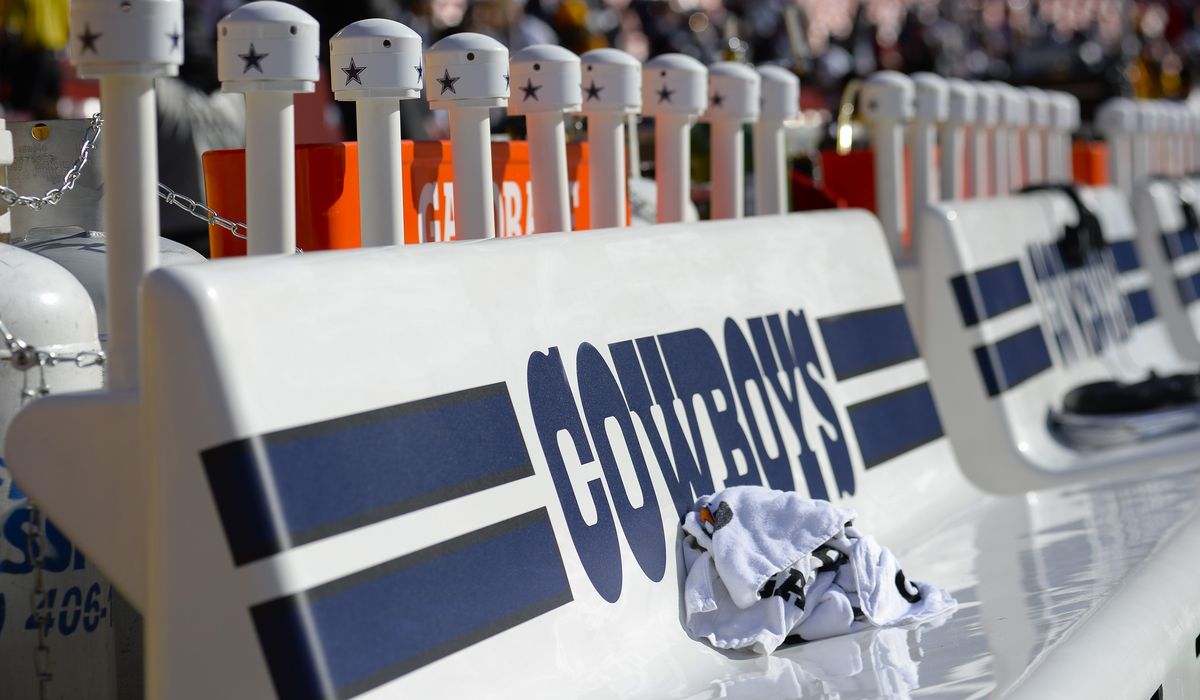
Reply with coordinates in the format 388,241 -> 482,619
202,140 -> 614,256
1072,140 -> 1109,186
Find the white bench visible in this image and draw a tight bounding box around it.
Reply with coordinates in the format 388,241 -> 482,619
921,191 -> 1200,494
1133,178 -> 1200,363
1060,185 -> 1194,378
9,211 -> 1200,699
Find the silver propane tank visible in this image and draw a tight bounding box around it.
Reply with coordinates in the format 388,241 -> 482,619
0,237 -> 115,698
6,118 -> 205,340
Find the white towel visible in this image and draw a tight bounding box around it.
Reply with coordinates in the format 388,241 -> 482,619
681,486 -> 955,654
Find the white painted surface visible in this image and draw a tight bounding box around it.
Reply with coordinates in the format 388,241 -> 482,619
330,19 -> 424,247
425,33 -> 509,240
510,45 -> 581,234
579,49 -> 640,229
643,54 -> 706,224
754,66 -> 798,217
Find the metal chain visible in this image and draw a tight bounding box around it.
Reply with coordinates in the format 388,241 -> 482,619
0,316 -> 105,380
25,505 -> 53,699
0,114 -> 103,210
0,111 -> 300,253
4,318 -> 103,700
156,181 -> 250,244
157,183 -> 302,252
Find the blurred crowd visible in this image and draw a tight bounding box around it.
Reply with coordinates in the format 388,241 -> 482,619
4,0 -> 1200,122
3,0 -> 1200,250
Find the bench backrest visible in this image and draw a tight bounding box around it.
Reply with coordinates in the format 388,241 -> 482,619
1070,185 -> 1192,377
140,211 -> 974,699
920,191 -> 1200,493
1132,178 -> 1200,363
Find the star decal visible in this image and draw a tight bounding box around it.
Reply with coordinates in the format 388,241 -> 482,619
711,92 -> 724,108
167,27 -> 182,51
239,43 -> 268,74
342,57 -> 366,86
520,78 -> 542,102
78,24 -> 101,55
657,84 -> 673,104
584,80 -> 603,102
437,68 -> 460,95
415,59 -> 423,84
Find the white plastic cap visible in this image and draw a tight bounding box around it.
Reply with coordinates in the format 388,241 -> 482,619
946,79 -> 976,124
1137,100 -> 1161,133
218,1 -> 319,92
1095,97 -> 1138,135
1025,86 -> 1052,128
642,54 -> 707,118
423,33 -> 509,109
1049,91 -> 1078,131
69,0 -> 184,78
913,73 -> 948,122
993,82 -> 1028,126
508,45 -> 581,115
972,82 -> 999,126
756,66 -> 799,122
329,19 -> 423,101
703,62 -> 760,122
579,48 -> 641,115
861,71 -> 915,123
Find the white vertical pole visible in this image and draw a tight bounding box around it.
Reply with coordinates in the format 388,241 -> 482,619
705,62 -> 759,220
862,71 -> 914,259
581,49 -> 642,228
355,99 -> 405,246
754,120 -> 786,215
912,73 -> 947,223
218,6 -> 318,255
754,66 -> 799,216
942,79 -> 975,200
100,75 -> 159,391
710,121 -> 744,219
1024,87 -> 1050,186
1096,98 -> 1136,199
244,91 -> 296,255
526,111 -> 571,233
643,54 -> 707,225
655,115 -> 691,223
1133,102 -> 1153,184
330,19 -> 423,246
587,112 -> 627,228
510,45 -> 580,234
970,82 -> 997,198
448,106 -> 497,239
425,34 -> 510,240
1191,111 -> 1200,176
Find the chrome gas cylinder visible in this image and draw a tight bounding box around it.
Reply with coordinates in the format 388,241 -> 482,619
0,243 -> 114,700
7,118 -> 204,339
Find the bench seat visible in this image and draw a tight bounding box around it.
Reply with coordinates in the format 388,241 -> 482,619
771,465 -> 1200,700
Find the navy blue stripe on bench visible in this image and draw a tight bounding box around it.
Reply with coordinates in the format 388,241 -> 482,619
1126,288 -> 1156,325
1108,240 -> 1141,274
846,382 -> 944,469
202,382 -> 534,566
973,325 -> 1053,397
1176,272 -> 1200,306
949,260 -> 1032,327
252,508 -> 572,700
1162,229 -> 1200,260
816,304 -> 920,380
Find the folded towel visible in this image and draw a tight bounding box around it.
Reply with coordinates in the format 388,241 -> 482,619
681,486 -> 955,654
